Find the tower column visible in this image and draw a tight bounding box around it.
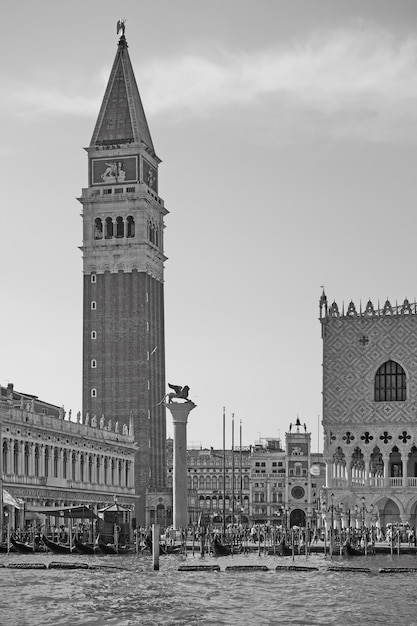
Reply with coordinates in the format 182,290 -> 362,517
165,401 -> 196,528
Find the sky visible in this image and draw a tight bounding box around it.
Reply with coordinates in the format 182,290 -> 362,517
2,0 -> 417,452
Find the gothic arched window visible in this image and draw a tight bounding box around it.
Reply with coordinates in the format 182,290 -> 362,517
375,360 -> 406,402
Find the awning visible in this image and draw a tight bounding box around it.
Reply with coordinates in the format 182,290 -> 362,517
98,503 -> 131,513
25,505 -> 99,520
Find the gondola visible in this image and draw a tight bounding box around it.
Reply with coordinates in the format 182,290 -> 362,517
276,540 -> 292,556
0,542 -> 13,553
98,540 -> 131,555
212,536 -> 232,557
74,538 -> 101,555
142,536 -> 181,555
344,541 -> 365,556
42,535 -> 77,554
10,536 -> 36,554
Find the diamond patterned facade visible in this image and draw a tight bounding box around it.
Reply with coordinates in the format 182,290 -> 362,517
320,292 -> 417,528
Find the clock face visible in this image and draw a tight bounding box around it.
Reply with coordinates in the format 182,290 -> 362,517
291,486 -> 305,500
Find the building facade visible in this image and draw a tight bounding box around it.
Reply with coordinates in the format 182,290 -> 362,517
1,383 -> 136,536
79,31 -> 168,525
320,292 -> 417,529
165,425 -> 325,528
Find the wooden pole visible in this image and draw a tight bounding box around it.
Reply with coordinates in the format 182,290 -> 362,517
152,523 -> 160,570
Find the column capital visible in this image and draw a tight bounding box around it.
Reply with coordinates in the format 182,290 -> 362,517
165,401 -> 196,424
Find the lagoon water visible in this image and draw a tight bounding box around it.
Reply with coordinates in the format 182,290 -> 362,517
1,551 -> 417,626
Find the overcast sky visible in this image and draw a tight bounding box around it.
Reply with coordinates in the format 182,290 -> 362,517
2,0 -> 417,451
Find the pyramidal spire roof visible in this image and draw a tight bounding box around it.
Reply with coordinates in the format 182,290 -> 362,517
90,34 -> 155,154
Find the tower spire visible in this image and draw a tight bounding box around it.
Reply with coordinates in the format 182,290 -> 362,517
90,28 -> 155,155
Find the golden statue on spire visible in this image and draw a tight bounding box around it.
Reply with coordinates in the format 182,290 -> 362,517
117,18 -> 126,36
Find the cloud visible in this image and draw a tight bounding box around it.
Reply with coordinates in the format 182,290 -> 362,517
4,23 -> 417,142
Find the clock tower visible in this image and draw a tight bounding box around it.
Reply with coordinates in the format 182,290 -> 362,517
78,30 -> 167,525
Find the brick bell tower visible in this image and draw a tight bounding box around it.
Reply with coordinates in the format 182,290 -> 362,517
79,26 -> 168,525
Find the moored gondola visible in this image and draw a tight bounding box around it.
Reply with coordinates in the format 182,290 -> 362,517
42,535 -> 77,554
344,541 -> 365,556
212,537 -> 231,556
74,538 -> 101,555
10,536 -> 36,554
98,540 -> 131,555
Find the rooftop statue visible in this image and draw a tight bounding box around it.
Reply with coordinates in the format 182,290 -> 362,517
117,18 -> 126,36
161,383 -> 192,404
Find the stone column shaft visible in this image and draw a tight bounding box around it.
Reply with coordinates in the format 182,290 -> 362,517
165,401 -> 196,529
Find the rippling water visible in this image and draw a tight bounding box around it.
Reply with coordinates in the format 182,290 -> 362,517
2,551 -> 417,625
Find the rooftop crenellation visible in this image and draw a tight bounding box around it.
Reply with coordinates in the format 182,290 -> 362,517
319,290 -> 417,320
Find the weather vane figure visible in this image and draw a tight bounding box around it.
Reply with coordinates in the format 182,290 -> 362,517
117,18 -> 126,36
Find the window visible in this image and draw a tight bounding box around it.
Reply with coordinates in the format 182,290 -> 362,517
91,273 -> 97,283
13,443 -> 18,474
91,301 -> 97,310
91,388 -> 97,398
127,215 -> 135,238
54,449 -> 59,478
116,216 -> 124,238
94,218 -> 103,240
24,444 -> 29,475
91,359 -> 97,368
63,450 -> 67,479
91,331 -> 97,340
375,360 -> 406,402
105,217 -> 113,238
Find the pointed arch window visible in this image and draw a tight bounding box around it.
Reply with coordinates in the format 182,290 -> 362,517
375,360 -> 406,402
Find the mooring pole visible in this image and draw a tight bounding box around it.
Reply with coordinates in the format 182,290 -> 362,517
152,523 -> 160,570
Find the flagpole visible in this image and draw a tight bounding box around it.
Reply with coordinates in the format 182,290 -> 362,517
222,407 -> 226,538
232,414 -> 235,527
239,420 -> 243,525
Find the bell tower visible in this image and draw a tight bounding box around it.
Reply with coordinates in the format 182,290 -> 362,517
78,28 -> 167,524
